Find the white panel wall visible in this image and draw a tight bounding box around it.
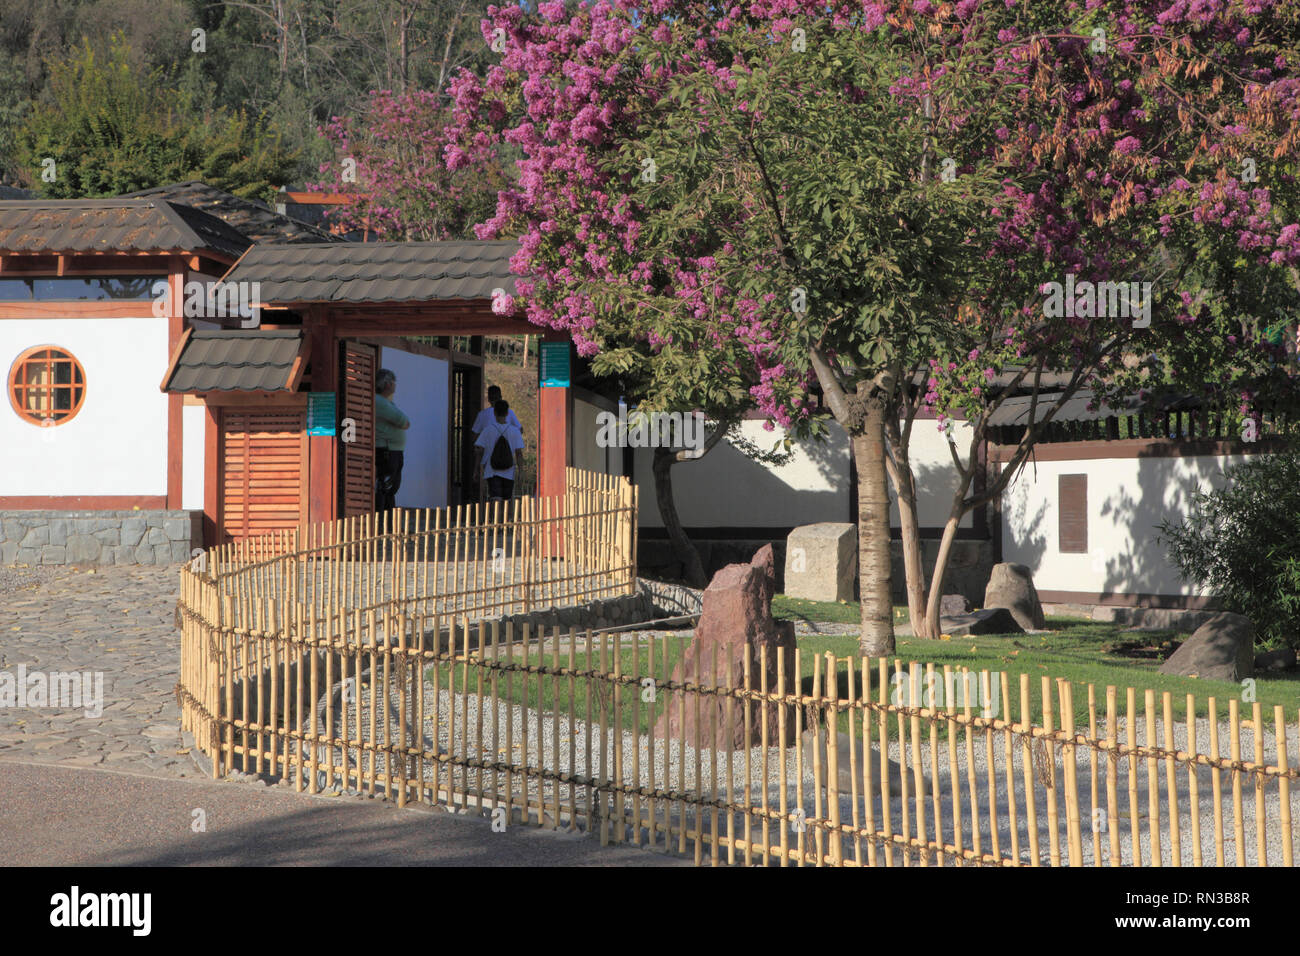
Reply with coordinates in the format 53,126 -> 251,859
573,396 -> 619,475
0,316 -> 170,495
1000,453 -> 1247,597
636,419 -> 851,528
887,419 -> 976,529
182,404 -> 206,510
380,348 -> 449,508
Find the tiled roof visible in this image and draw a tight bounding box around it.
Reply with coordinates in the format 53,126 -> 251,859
0,199 -> 250,259
119,181 -> 340,244
222,240 -> 521,305
163,328 -> 304,392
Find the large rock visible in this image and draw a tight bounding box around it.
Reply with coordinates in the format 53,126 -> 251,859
1159,613 -> 1255,681
655,544 -> 796,748
940,607 -> 1024,637
939,594 -> 970,616
784,523 -> 857,603
1255,647 -> 1297,672
800,729 -> 928,800
983,563 -> 1046,631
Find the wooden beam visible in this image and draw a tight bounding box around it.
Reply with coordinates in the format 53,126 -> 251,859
0,495 -> 168,510
204,404 -> 220,547
305,306 -> 337,524
197,390 -> 308,407
0,302 -> 164,319
159,325 -> 194,392
286,331 -> 312,391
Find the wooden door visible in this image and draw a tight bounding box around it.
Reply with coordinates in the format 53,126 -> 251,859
340,341 -> 376,517
219,407 -> 308,543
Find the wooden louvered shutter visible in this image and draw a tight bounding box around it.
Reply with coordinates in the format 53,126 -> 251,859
340,342 -> 376,517
1058,474 -> 1088,553
220,407 -> 307,543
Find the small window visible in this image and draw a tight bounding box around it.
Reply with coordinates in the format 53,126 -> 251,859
8,346 -> 87,425
1059,474 -> 1087,553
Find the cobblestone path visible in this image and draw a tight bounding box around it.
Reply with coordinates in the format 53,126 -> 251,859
0,565 -> 193,777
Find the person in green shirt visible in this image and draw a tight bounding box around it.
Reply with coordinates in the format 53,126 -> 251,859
374,368 -> 410,511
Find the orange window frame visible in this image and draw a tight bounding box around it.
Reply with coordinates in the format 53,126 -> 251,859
7,346 -> 87,426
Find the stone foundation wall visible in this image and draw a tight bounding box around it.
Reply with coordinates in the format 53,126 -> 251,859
0,510 -> 204,566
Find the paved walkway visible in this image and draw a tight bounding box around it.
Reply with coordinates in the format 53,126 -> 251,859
0,564 -> 191,776
0,761 -> 685,866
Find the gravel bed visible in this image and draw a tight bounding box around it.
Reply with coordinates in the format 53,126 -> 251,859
274,675 -> 1300,866
0,564 -> 61,595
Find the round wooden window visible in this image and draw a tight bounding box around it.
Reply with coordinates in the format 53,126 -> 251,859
8,346 -> 87,425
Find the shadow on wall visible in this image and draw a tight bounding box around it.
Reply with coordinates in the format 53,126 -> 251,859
1095,452 -> 1233,597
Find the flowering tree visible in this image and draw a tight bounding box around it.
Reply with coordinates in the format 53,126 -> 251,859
446,0 -> 1300,651
313,89 -> 507,239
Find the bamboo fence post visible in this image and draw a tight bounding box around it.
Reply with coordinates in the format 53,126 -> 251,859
983,669 -> 999,863
1003,671 -> 1019,866
1230,698 -> 1244,867
1209,697 -> 1224,867
1127,687 -> 1140,867
709,642 -> 720,866
615,630 -> 625,842
929,662 -> 944,867
1105,686 -> 1121,866
770,646 -> 780,868
878,657 -> 892,867
632,630 -> 642,845
599,629 -> 610,845
1059,680 -> 1083,868
827,652 -> 843,868
760,642 -> 771,866
1021,673 -> 1039,866
811,654 -> 825,866
946,664 -> 963,861
795,647 -> 805,867
963,668 -> 980,863
1162,692 -> 1180,866
1088,684 -> 1099,867
862,656 -> 877,868
725,651 -> 736,866
1276,705 -> 1293,867
646,632 -> 657,846
1043,676 -> 1059,867
908,660 -> 927,866
1253,700 -> 1266,868
848,657 -> 862,866
1145,689 -> 1160,866
894,659 -> 912,867
1188,693 -> 1201,866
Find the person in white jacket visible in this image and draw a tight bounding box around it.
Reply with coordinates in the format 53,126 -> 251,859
473,400 -> 525,503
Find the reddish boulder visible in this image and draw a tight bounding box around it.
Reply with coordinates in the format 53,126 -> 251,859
653,544 -> 797,749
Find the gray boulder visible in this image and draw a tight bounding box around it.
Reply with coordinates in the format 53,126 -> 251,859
1159,613 -> 1255,681
940,607 -> 1023,637
1254,647 -> 1296,672
939,593 -> 971,616
784,523 -> 857,602
983,563 -> 1046,631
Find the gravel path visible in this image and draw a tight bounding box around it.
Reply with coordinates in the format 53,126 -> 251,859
278,673 -> 1300,866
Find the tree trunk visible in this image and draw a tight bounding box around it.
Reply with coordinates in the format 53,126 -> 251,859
652,446 -> 708,588
891,455 -> 931,637
853,402 -> 895,656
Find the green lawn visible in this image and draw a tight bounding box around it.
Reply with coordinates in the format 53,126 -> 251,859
421,619 -> 1300,738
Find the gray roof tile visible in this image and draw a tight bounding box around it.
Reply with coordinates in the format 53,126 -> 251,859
164,328 -> 303,393
119,181 -> 340,244
223,240 -> 521,304
0,198 -> 250,259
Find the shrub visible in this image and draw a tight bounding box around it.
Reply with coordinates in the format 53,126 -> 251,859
1158,453 -> 1300,649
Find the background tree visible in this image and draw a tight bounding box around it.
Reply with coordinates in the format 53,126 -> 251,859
15,35 -> 298,199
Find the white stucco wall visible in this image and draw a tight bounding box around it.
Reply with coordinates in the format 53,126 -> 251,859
636,419 -> 852,528
888,419 -> 976,529
380,348 -> 449,508
0,316 -> 170,495
181,404 -> 206,510
573,396 -> 620,475
1000,453 -> 1248,597
629,416 -> 973,531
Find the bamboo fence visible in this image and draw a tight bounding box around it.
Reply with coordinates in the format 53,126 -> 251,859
176,475 -> 1298,867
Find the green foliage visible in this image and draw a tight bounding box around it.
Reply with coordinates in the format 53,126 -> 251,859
1158,453 -> 1300,649
15,35 -> 298,200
